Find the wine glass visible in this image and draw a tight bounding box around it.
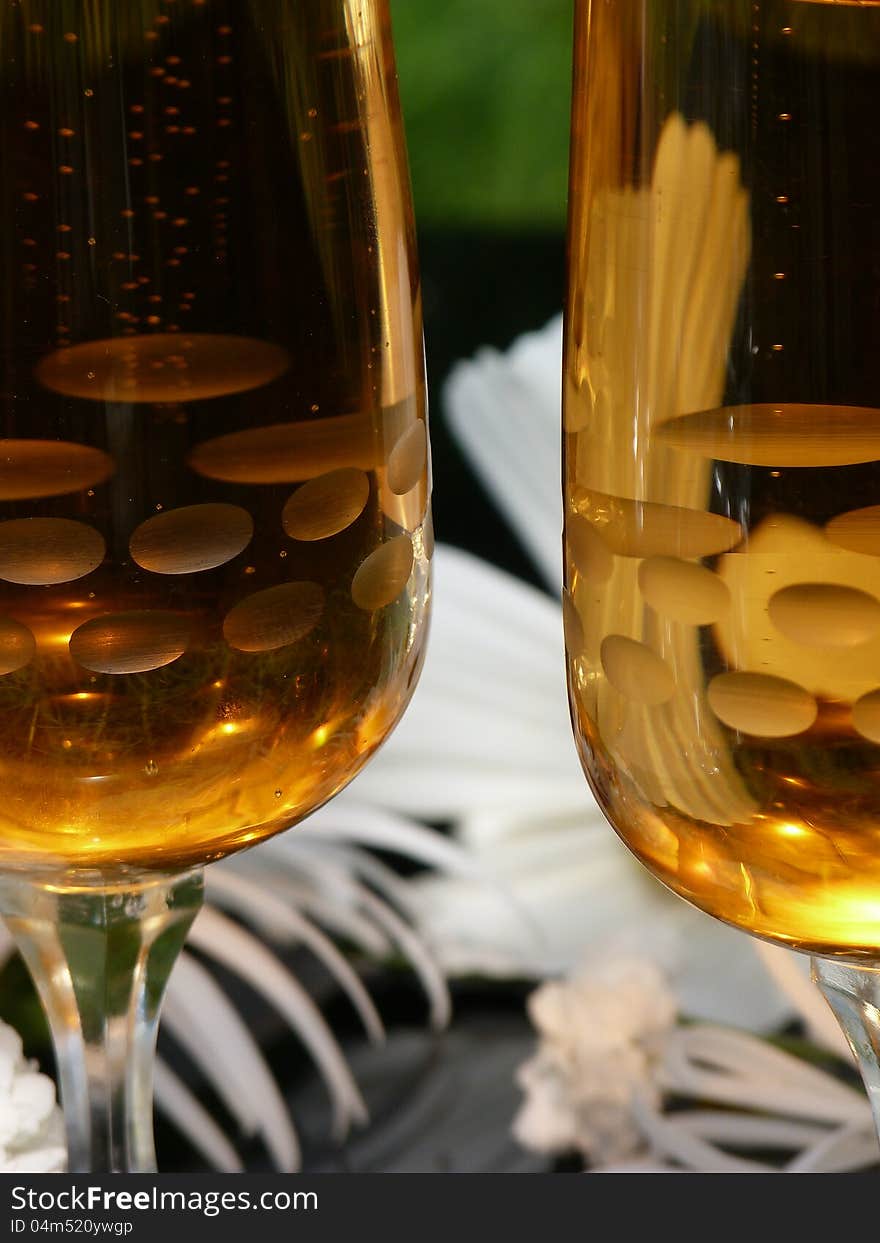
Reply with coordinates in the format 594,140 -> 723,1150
0,0 -> 430,1172
564,0 -> 880,1141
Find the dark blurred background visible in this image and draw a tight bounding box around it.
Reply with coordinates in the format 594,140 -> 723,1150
392,0 -> 572,587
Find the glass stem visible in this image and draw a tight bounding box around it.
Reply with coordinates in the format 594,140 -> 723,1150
0,870 -> 203,1173
813,956 -> 880,1138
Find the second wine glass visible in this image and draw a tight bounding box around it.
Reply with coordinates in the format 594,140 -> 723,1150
564,0 -> 880,1144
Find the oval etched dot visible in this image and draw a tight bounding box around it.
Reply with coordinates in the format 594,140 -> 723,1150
379,472 -> 428,533
70,611 -> 189,674
130,503 -> 253,575
223,582 -> 324,653
853,690 -> 880,744
386,421 -> 428,496
768,583 -> 880,648
0,617 -> 36,675
707,672 -> 817,737
36,334 -> 289,404
578,491 -> 742,559
655,404 -> 880,467
600,635 -> 675,705
826,505 -> 880,557
282,469 -> 370,542
351,536 -> 414,611
190,404 -> 412,484
568,515 -> 613,584
0,440 -> 114,500
0,518 -> 104,585
562,591 -> 584,657
638,557 -> 730,625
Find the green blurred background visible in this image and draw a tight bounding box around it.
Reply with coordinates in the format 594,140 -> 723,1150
391,0 -> 573,232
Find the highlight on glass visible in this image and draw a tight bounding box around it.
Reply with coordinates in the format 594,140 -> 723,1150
0,0 -> 430,1171
563,0 -> 880,1132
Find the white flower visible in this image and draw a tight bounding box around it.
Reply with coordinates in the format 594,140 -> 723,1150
513,959 -> 676,1164
344,316 -> 790,1033
513,956 -> 879,1174
0,1021 -> 65,1173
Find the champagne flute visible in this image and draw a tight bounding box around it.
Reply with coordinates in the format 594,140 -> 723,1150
564,0 -> 880,1139
0,0 -> 430,1172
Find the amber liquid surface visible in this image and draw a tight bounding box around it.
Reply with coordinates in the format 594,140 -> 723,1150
0,0 -> 430,880
565,1 -> 880,957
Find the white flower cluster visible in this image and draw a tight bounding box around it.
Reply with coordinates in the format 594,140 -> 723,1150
514,959 -> 677,1164
514,955 -> 880,1174
0,1022 -> 65,1173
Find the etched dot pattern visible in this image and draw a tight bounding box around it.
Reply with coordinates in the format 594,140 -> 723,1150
70,611 -> 190,674
568,514 -> 613,584
351,536 -> 414,611
36,334 -> 289,404
130,503 -> 253,575
655,404 -> 880,468
600,635 -> 675,706
768,583 -> 880,648
223,582 -> 325,654
826,505 -> 880,557
638,557 -> 730,625
707,672 -> 818,738
189,408 -> 411,484
0,518 -> 105,585
0,440 -> 113,500
282,469 -> 370,542
0,618 -> 36,675
386,421 -> 427,496
578,490 -> 742,559
853,690 -> 880,745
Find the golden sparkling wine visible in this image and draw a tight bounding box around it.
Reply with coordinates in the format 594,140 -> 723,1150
565,0 -> 880,957
0,1 -> 430,879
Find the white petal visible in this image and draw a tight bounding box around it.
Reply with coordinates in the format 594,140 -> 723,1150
443,318 -> 563,589
188,907 -> 367,1135
631,1095 -> 773,1173
785,1123 -> 879,1173
348,546 -> 577,818
163,952 -> 300,1170
154,1060 -> 244,1172
662,1025 -> 869,1126
670,1110 -> 831,1150
208,868 -> 384,1043
753,942 -> 851,1060
229,868 -> 391,959
286,839 -> 419,918
296,801 -> 479,877
354,884 -> 450,1030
